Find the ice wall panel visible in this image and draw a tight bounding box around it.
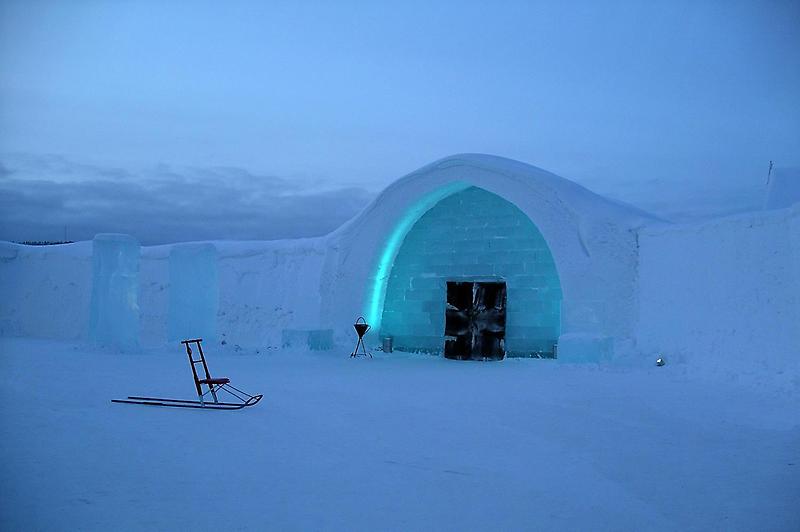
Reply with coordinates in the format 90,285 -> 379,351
281,329 -> 334,350
0,242 -> 91,339
380,187 -> 562,355
168,243 -> 218,341
637,207 -> 799,374
88,234 -> 140,350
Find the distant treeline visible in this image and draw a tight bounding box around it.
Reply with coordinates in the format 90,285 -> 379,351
15,241 -> 75,246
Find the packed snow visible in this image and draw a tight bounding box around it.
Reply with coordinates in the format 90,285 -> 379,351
0,337 -> 797,531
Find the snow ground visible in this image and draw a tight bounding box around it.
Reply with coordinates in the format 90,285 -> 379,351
0,338 -> 798,531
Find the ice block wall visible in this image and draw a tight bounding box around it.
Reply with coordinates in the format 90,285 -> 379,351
88,234 -> 141,350
380,186 -> 562,355
168,243 -> 218,341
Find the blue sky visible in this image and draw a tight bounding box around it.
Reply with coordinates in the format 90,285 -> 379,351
1,0 -> 798,244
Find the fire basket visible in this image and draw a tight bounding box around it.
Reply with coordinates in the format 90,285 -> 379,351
350,316 -> 372,358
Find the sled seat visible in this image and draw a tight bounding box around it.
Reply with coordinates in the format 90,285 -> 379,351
198,377 -> 230,385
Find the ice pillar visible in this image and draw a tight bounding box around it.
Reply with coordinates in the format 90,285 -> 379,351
168,243 -> 218,341
89,233 -> 141,350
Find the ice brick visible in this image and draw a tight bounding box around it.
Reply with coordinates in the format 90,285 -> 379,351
88,233 -> 140,350
168,243 -> 218,341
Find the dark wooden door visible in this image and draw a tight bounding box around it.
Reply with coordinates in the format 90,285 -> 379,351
444,281 -> 507,360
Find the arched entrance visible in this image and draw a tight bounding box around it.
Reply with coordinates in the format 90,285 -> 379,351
377,186 -> 562,358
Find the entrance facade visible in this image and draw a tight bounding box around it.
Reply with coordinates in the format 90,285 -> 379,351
379,186 -> 562,356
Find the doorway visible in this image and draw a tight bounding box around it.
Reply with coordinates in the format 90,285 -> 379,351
444,281 -> 507,360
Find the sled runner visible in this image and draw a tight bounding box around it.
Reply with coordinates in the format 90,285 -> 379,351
112,338 -> 262,410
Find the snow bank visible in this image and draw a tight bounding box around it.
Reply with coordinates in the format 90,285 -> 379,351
764,167 -> 800,210
637,204 -> 800,384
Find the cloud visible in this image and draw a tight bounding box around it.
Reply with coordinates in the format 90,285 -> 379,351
0,154 -> 374,245
0,152 -> 777,246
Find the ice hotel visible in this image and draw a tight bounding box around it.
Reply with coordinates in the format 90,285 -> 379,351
1,154 -> 797,365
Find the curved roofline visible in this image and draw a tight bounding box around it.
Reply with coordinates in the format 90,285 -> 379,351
330,153 -> 659,239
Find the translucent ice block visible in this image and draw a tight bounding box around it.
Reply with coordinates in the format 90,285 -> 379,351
168,243 -> 218,341
88,233 -> 141,350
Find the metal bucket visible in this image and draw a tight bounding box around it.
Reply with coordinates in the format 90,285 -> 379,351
382,336 -> 393,353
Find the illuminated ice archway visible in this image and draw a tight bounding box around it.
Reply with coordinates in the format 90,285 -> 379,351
364,180 -> 471,327
366,184 -> 562,356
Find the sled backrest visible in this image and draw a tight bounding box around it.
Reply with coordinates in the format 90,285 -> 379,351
181,338 -> 212,396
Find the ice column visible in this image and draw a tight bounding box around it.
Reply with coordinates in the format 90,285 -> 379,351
89,233 -> 141,350
168,243 -> 218,341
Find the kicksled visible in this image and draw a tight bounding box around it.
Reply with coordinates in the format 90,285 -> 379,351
112,338 -> 263,411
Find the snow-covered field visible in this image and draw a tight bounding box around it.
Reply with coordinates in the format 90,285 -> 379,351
1,337 -> 797,531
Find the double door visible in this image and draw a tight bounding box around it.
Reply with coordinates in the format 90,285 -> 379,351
444,281 -> 507,361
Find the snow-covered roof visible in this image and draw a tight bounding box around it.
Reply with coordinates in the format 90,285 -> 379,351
334,153 -> 658,238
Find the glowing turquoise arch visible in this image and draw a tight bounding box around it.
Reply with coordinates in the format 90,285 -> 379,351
365,183 -> 563,356
365,181 -> 471,329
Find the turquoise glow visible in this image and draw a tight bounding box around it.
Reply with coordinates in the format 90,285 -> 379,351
366,181 -> 470,329
377,186 -> 562,355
